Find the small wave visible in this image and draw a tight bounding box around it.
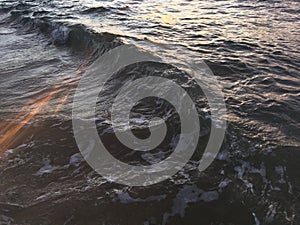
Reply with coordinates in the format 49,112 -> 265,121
81,6 -> 110,14
2,6 -> 122,59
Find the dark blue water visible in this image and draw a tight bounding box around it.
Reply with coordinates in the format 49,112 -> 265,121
0,0 -> 299,224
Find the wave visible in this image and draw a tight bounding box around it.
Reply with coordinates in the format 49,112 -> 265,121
81,6 -> 111,14
1,4 -> 123,59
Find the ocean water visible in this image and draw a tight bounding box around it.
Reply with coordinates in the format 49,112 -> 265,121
0,0 -> 299,224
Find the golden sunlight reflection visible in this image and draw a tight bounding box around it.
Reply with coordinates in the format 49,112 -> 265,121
54,87 -> 72,114
0,64 -> 86,152
141,6 -> 179,25
0,89 -> 57,151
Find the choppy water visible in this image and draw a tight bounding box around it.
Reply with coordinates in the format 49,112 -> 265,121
0,0 -> 299,224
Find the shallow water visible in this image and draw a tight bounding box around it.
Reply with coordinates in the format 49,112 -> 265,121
0,0 -> 299,224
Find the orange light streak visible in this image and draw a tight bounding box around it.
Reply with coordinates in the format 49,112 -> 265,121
0,62 -> 87,152
54,87 -> 72,115
0,88 -> 57,151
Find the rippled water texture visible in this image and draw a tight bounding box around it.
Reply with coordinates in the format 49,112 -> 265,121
0,0 -> 299,224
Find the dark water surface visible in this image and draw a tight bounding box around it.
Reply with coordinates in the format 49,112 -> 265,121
0,0 -> 299,224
